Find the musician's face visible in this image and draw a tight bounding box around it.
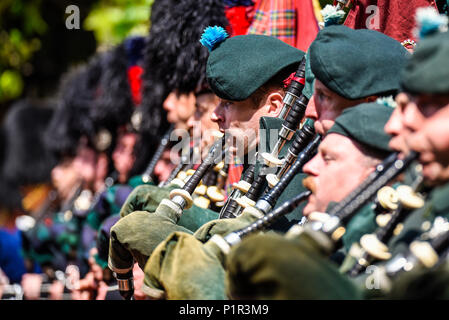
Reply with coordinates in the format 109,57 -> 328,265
302,133 -> 377,216
306,80 -> 366,135
153,149 -> 178,183
51,156 -> 81,200
403,94 -> 449,185
73,144 -> 97,186
95,152 -> 109,190
163,90 -> 196,130
112,132 -> 137,183
187,92 -> 221,152
384,93 -> 415,154
211,90 -> 283,156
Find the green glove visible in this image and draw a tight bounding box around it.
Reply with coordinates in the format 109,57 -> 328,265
143,231 -> 227,300
226,233 -> 363,300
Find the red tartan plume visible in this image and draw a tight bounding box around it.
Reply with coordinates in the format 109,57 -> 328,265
225,6 -> 252,36
127,65 -> 143,106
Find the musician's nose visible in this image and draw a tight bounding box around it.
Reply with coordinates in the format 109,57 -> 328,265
305,96 -> 318,121
303,153 -> 320,177
384,105 -> 403,137
211,105 -> 224,124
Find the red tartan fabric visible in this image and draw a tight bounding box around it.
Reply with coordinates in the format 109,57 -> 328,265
247,0 -> 319,50
295,0 -> 320,52
247,0 -> 297,46
343,0 -> 438,43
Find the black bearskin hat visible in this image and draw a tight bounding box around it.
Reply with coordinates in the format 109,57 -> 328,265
143,0 -> 228,95
45,38 -> 149,178
91,36 -> 153,177
44,63 -> 100,158
140,0 -> 228,135
44,49 -> 125,160
89,43 -> 135,133
2,99 -> 57,187
0,127 -> 23,211
133,0 -> 228,175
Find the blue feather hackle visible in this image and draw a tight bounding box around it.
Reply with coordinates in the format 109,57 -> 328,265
416,7 -> 448,39
200,26 -> 229,52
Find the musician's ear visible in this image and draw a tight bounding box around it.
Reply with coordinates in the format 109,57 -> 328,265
265,91 -> 284,116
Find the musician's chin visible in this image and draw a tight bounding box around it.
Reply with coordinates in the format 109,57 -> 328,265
302,197 -> 315,217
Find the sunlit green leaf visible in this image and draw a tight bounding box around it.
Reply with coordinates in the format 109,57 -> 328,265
0,69 -> 24,101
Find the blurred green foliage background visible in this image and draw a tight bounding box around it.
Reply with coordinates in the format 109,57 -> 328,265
85,0 -> 153,48
0,0 -> 47,103
0,0 -> 153,117
0,0 -> 340,117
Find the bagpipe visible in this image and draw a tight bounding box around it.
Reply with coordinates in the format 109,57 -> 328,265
160,141 -> 197,187
384,218 -> 449,279
210,191 -> 311,253
195,151 -> 420,273
192,152 -> 231,212
76,123 -> 174,221
163,135 -> 227,221
195,130 -> 322,258
19,182 -> 85,270
141,124 -> 175,184
220,57 -> 315,218
346,169 -> 426,277
284,151 -> 420,256
353,215 -> 449,294
160,131 -> 230,213
249,132 -> 320,217
218,163 -> 255,219
113,135 -> 227,300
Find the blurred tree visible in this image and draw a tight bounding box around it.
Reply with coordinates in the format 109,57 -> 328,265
0,0 -> 47,104
0,0 -> 99,119
84,0 -> 153,48
0,0 -> 154,121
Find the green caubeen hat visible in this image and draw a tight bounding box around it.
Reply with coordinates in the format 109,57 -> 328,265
327,102 -> 394,154
200,26 -> 305,101
401,31 -> 449,95
309,25 -> 409,100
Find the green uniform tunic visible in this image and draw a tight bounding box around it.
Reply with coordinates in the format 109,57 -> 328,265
226,233 -> 364,300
